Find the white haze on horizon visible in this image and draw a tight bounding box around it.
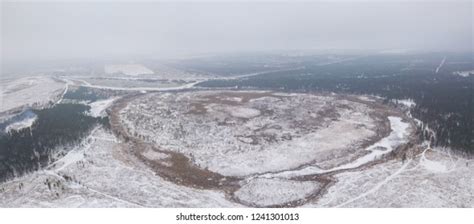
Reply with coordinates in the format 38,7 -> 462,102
1,0 -> 472,64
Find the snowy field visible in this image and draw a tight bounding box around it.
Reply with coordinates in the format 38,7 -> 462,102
234,178 -> 322,207
86,97 -> 118,118
0,124 -> 471,207
77,78 -> 185,89
0,128 -> 239,207
453,70 -> 473,77
58,70 -> 209,91
117,91 -> 384,177
0,76 -> 65,114
261,116 -> 412,179
103,63 -> 212,80
0,90 -> 472,207
306,147 -> 473,207
104,64 -> 154,76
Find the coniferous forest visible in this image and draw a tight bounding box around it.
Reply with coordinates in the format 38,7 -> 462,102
0,104 -> 106,182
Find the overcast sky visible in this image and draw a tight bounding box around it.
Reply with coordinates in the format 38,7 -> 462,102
2,0 -> 472,63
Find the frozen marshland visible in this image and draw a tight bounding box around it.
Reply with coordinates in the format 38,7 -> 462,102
0,76 -> 65,115
1,86 -> 472,207
1,0 -> 472,210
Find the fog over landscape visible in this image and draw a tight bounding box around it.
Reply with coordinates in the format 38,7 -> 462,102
2,0 -> 472,63
0,0 -> 472,209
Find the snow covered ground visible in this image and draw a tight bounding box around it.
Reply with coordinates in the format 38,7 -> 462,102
104,64 -> 154,76
0,128 -> 239,207
234,178 -> 322,207
305,147 -> 473,208
118,91 -> 381,177
261,116 -> 412,178
1,117 -> 470,208
0,90 -> 471,207
86,97 -> 117,118
0,76 -> 65,114
392,99 -> 416,108
0,82 -> 470,208
5,113 -> 37,133
453,70 -> 473,77
61,66 -> 304,91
